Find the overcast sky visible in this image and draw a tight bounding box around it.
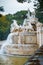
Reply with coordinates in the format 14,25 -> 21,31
0,0 -> 35,15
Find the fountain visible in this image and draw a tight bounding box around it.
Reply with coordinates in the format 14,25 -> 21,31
0,0 -> 43,65
0,3 -> 42,55
0,13 -> 39,55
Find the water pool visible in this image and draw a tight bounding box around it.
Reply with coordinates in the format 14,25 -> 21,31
0,54 -> 29,65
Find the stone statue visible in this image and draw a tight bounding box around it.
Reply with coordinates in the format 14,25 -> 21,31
10,20 -> 19,32
26,8 -> 30,19
31,9 -> 36,19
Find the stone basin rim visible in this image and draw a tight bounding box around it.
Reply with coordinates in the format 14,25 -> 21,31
0,53 -> 32,57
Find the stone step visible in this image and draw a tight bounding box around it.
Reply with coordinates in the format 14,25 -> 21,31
35,52 -> 43,55
31,59 -> 39,62
24,46 -> 43,65
25,62 -> 34,65
25,58 -> 43,65
25,61 -> 40,65
39,46 -> 43,50
37,49 -> 43,52
34,55 -> 39,58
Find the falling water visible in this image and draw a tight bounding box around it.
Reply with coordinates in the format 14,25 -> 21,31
0,20 -> 19,54
0,33 -> 14,54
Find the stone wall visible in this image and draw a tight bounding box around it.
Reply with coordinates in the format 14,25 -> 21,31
13,32 -> 37,44
24,35 -> 37,44
12,23 -> 43,47
37,23 -> 43,47
41,28 -> 43,46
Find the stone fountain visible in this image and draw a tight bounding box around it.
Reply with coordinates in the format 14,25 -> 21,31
0,8 -> 43,55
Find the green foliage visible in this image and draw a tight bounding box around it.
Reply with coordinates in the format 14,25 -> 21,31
38,0 -> 43,11
6,14 -> 13,21
17,0 -> 31,3
13,11 -> 27,25
36,12 -> 43,23
0,6 -> 4,12
36,0 -> 43,23
17,0 -> 23,3
0,16 -> 12,40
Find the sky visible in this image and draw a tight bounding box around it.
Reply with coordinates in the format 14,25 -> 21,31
0,0 -> 36,15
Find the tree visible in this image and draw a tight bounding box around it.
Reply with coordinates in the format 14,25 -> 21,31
36,0 -> 43,23
0,16 -> 11,40
0,6 -> 4,12
0,6 -> 4,17
13,11 -> 27,25
38,0 -> 43,11
17,0 -> 31,3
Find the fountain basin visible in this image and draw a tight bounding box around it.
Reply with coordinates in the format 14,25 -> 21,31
2,44 -> 38,55
0,54 -> 29,65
